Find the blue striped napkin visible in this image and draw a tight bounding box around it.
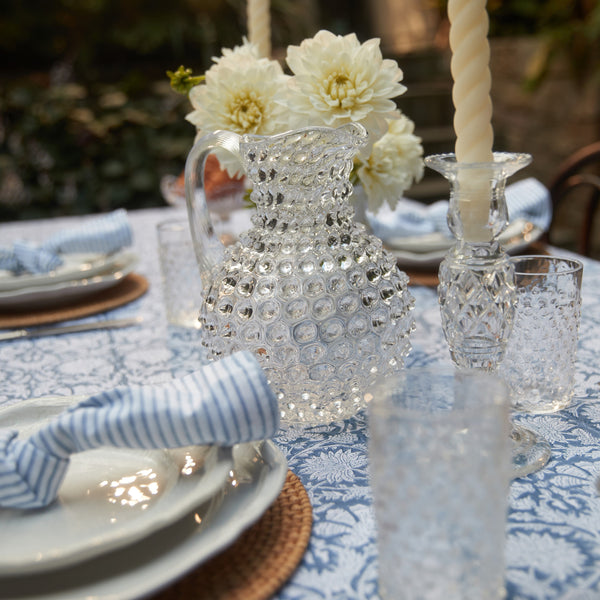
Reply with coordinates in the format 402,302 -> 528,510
369,177 -> 553,240
0,352 -> 279,510
0,209 -> 133,274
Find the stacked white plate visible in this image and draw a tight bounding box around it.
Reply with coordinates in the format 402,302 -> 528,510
0,251 -> 139,310
383,218 -> 544,269
0,396 -> 288,600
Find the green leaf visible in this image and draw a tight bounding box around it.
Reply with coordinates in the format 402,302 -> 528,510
166,66 -> 205,95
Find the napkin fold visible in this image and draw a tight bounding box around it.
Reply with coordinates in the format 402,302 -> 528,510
0,351 -> 279,510
0,209 -> 133,274
368,177 -> 553,240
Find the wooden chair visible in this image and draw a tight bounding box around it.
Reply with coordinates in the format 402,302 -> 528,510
547,141 -> 600,257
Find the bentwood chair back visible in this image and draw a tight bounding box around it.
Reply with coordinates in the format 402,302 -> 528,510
548,141 -> 600,257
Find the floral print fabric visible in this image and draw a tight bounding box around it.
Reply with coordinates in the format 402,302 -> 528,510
1,208 -> 599,599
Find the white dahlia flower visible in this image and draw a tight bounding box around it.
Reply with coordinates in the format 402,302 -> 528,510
285,30 -> 406,152
210,38 -> 261,71
186,45 -> 291,176
356,112 -> 424,212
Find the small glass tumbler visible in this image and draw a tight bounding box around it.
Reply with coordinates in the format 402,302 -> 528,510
156,218 -> 203,328
368,369 -> 511,600
499,255 -> 583,413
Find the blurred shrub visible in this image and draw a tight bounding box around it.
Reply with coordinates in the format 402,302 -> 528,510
0,0 -> 247,221
487,0 -> 600,90
0,77 -> 196,220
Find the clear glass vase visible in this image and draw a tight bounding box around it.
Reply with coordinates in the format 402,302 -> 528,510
186,124 -> 415,425
425,152 -> 551,477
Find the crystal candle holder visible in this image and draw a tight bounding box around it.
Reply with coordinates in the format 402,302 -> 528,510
425,152 -> 532,369
425,152 -> 551,477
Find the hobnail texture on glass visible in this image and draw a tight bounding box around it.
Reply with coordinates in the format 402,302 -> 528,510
190,125 -> 415,424
157,219 -> 203,328
425,153 -> 532,370
500,256 -> 583,413
369,370 -> 510,600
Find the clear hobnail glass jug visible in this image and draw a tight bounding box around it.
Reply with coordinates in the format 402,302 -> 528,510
185,123 -> 415,424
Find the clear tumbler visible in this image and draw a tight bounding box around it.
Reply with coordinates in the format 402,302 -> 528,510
369,368 -> 511,600
157,218 -> 203,328
500,255 -> 583,413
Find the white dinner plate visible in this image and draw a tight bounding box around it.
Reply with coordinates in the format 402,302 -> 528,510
0,396 -> 234,576
0,251 -> 134,293
0,252 -> 138,310
388,219 -> 544,268
0,440 -> 287,600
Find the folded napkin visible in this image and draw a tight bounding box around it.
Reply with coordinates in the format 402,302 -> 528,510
0,351 -> 279,510
368,177 -> 553,240
0,209 -> 133,274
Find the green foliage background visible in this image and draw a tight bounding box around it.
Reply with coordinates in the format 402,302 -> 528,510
2,0 -> 596,221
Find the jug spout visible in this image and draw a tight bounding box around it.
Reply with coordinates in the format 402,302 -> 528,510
184,130 -> 242,290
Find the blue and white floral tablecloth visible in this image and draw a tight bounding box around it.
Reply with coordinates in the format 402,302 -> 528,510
1,207 -> 599,600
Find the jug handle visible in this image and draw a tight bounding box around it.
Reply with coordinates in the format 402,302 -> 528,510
184,130 -> 242,290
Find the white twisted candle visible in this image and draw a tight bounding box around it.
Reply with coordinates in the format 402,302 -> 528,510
448,0 -> 493,162
448,0 -> 494,241
247,0 -> 271,58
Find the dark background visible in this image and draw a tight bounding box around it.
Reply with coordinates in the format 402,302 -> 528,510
1,0 -> 598,223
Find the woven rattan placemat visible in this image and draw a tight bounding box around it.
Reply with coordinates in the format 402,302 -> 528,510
153,470 -> 312,600
0,272 -> 149,328
406,269 -> 438,287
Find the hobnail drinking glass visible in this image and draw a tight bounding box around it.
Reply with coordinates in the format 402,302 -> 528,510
500,255 -> 583,413
369,368 -> 511,600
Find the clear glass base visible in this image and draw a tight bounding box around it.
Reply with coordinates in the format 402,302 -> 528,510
438,242 -> 516,371
511,423 -> 551,478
